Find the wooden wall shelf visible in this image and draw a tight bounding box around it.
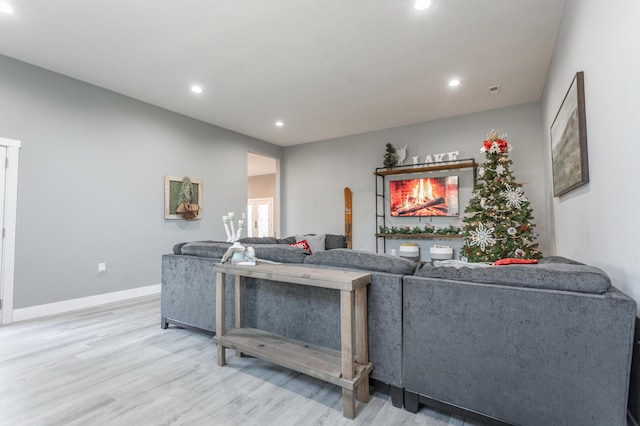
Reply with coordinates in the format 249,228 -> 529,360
374,158 -> 476,254
373,159 -> 477,177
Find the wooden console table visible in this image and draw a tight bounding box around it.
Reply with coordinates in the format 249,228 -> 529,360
213,262 -> 372,419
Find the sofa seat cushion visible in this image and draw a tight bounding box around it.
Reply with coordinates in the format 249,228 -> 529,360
304,248 -> 417,275
413,262 -> 611,294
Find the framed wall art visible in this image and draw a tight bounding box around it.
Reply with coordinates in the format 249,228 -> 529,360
164,175 -> 202,220
550,71 -> 589,197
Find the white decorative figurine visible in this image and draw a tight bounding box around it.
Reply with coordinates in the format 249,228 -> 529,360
222,211 -> 244,242
396,145 -> 407,165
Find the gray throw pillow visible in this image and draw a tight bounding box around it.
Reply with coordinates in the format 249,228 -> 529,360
296,234 -> 326,254
325,234 -> 347,249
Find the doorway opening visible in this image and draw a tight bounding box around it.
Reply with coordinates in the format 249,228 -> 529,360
247,152 -> 277,238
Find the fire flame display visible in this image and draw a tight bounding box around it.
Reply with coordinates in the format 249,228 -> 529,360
390,177 -> 459,217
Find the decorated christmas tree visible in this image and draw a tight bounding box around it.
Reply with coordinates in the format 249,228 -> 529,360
461,130 -> 542,263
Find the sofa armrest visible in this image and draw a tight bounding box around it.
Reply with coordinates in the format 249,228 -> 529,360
402,275 -> 636,425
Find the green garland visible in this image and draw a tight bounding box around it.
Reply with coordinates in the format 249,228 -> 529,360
378,224 -> 461,235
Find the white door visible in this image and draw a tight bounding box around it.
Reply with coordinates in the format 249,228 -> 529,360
0,146 -> 5,323
247,198 -> 274,237
0,138 -> 20,325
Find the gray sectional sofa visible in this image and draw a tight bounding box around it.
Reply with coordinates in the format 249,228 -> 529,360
161,236 -> 636,426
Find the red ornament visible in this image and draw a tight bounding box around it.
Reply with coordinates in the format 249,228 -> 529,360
496,139 -> 508,152
483,139 -> 509,153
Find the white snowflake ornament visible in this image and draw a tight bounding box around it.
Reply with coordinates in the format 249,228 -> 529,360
500,184 -> 527,209
469,223 -> 496,252
495,164 -> 505,175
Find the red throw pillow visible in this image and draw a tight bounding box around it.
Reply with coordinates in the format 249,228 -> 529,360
290,239 -> 312,253
493,258 -> 538,266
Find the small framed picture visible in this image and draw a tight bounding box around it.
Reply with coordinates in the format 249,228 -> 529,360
164,176 -> 202,220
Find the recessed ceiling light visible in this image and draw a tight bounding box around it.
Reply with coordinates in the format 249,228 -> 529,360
0,3 -> 14,14
414,0 -> 433,11
448,79 -> 461,87
191,85 -> 203,94
275,121 -> 284,127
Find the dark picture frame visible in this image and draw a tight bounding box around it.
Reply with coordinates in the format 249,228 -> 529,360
550,71 -> 589,197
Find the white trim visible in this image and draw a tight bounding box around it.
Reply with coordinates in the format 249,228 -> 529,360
12,284 -> 161,322
0,138 -> 20,325
0,138 -> 21,148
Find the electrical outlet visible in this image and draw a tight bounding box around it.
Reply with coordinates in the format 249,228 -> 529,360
98,262 -> 107,273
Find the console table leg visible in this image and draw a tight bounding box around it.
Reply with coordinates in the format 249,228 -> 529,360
343,388 -> 356,419
355,286 -> 369,403
215,271 -> 226,366
234,275 -> 243,358
340,290 -> 354,380
341,290 -> 355,418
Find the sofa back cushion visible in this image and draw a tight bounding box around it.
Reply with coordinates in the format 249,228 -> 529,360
235,234 -> 346,250
304,248 -> 417,275
253,244 -> 308,264
413,262 -> 611,294
238,237 -> 279,245
180,242 -> 230,258
178,241 -> 308,263
173,241 -> 189,254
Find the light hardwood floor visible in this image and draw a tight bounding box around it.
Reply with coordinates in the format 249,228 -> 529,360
0,295 -> 487,426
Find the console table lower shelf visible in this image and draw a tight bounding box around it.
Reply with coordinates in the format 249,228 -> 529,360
212,262 -> 372,419
214,327 -> 372,392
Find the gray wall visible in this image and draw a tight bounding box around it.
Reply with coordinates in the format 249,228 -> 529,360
541,0 -> 640,306
282,102 -> 547,257
0,54 -> 281,309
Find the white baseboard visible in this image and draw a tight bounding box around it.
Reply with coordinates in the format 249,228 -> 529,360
12,284 -> 161,323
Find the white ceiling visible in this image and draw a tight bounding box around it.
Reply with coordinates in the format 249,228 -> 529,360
0,0 -> 565,147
